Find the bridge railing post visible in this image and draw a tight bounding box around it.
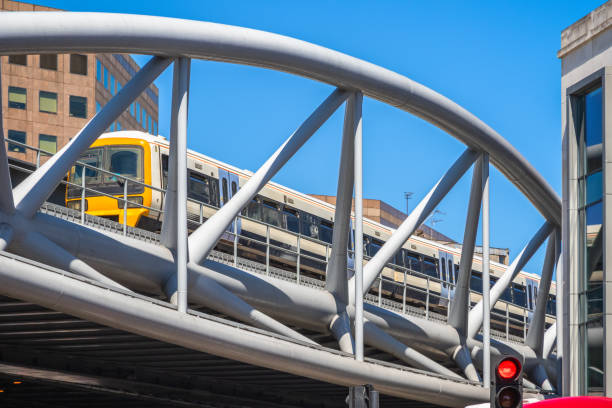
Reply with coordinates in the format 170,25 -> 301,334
296,235 -> 301,283
80,165 -> 86,224
265,224 -> 270,275
233,218 -> 238,267
123,178 -> 128,235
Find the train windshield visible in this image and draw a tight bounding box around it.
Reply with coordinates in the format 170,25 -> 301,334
68,145 -> 144,198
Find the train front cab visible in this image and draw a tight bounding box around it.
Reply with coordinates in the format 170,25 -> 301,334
66,137 -> 154,227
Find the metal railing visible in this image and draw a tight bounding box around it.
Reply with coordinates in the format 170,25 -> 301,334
6,138 -> 553,343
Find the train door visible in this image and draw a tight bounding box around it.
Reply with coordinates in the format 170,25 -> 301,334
525,278 -> 538,321
438,250 -> 450,305
218,169 -> 241,235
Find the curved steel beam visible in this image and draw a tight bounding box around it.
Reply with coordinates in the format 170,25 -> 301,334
0,12 -> 560,225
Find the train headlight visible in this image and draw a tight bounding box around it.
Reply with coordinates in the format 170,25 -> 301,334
67,200 -> 87,211
118,196 -> 144,209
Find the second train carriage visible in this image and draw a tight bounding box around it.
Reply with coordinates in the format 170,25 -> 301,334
65,131 -> 556,338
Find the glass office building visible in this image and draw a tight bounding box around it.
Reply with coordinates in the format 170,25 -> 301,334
560,1 -> 612,396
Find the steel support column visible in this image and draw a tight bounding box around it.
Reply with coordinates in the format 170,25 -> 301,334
353,92 -> 364,362
481,152 -> 491,387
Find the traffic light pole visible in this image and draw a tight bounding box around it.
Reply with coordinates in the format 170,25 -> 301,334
482,153 -> 491,388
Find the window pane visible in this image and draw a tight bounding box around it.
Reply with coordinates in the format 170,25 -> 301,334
8,86 -> 26,109
7,130 -> 26,153
40,54 -> 57,70
586,87 -> 602,147
71,148 -> 103,185
69,95 -> 87,118
96,59 -> 102,82
116,122 -> 121,131
39,134 -> 57,155
110,75 -> 115,95
585,171 -> 602,206
107,146 -> 143,181
188,172 -> 211,204
96,101 -> 101,113
103,66 -> 108,89
9,55 -> 27,66
70,54 -> 88,75
39,91 -> 57,114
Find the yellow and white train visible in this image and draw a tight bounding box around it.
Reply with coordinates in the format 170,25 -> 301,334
66,131 -> 556,336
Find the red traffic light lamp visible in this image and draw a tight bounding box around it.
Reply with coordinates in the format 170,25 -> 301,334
492,356 -> 523,408
497,358 -> 521,380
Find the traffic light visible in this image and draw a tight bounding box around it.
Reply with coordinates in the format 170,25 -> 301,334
491,355 -> 523,408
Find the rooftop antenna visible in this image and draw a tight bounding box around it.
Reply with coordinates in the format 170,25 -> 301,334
404,192 -> 413,216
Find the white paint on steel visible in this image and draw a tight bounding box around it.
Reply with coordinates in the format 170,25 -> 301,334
482,153 -> 491,388
353,92 -> 364,362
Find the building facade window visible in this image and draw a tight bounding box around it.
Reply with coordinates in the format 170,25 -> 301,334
69,95 -> 87,118
7,130 -> 26,153
8,55 -> 27,66
8,86 -> 26,110
136,103 -> 141,122
96,59 -> 102,82
153,121 -> 157,135
39,54 -> 58,70
110,75 -> 115,95
39,134 -> 57,155
103,65 -> 109,89
117,81 -> 122,94
39,91 -> 57,114
70,54 -> 88,75
96,101 -> 101,113
577,85 -> 604,393
117,122 -> 121,131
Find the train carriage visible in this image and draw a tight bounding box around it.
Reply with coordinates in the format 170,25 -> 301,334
66,131 -> 556,338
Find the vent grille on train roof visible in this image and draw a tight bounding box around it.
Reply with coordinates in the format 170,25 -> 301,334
195,163 -> 202,170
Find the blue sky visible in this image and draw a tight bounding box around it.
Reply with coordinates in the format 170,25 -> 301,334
43,0 -> 605,275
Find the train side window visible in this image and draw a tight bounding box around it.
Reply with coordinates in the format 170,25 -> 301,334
246,197 -> 261,220
319,220 -> 333,244
470,272 -> 483,293
367,237 -> 383,257
300,213 -> 319,239
448,260 -> 453,283
501,287 -> 512,303
394,250 -> 405,268
188,171 -> 211,204
261,200 -> 281,227
161,154 -> 168,189
222,178 -> 229,205
231,180 -> 238,196
512,283 -> 526,307
422,257 -> 437,278
405,253 -> 419,271
282,207 -> 300,234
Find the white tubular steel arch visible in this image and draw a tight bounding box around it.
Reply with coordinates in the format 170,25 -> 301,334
0,12 -> 561,407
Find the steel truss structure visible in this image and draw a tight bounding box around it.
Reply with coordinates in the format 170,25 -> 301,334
0,12 -> 561,407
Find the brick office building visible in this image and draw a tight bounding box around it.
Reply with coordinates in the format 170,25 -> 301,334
1,0 -> 159,168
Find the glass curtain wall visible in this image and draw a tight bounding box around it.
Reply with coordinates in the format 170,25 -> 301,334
577,86 -> 604,393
